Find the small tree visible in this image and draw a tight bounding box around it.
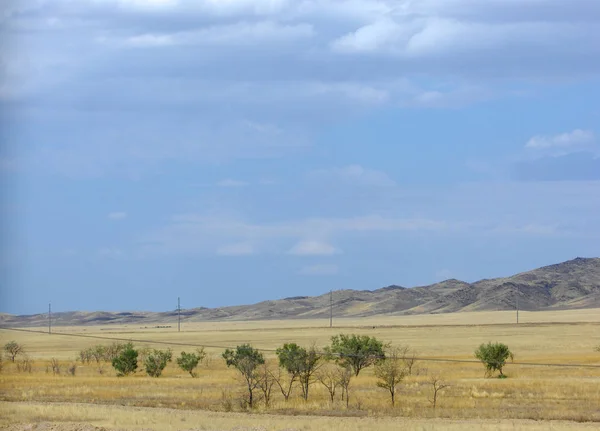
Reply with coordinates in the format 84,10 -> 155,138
276,343 -> 322,401
316,363 -> 341,403
177,348 -> 206,377
112,343 -> 138,377
337,365 -> 352,408
272,366 -> 296,402
326,334 -> 386,376
144,349 -> 172,377
257,362 -> 277,408
429,376 -> 450,410
4,341 -> 24,362
222,344 -> 265,408
374,347 -> 407,406
475,342 -> 514,378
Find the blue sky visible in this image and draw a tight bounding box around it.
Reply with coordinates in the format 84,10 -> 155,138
1,0 -> 600,315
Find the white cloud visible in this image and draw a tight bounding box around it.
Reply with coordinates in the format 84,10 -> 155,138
288,240 -> 339,256
525,129 -> 595,151
216,242 -> 255,256
123,21 -> 314,48
299,263 -> 339,276
217,179 -> 249,187
108,211 -> 127,220
309,165 -> 396,187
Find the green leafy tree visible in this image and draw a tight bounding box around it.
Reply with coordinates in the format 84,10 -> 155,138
374,347 -> 407,406
326,334 -> 386,376
4,341 -> 24,362
177,348 -> 206,377
112,344 -> 138,377
222,344 -> 265,408
144,348 -> 172,377
474,342 -> 514,377
276,343 -> 322,401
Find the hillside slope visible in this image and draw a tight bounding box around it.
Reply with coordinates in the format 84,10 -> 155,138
2,257 -> 599,326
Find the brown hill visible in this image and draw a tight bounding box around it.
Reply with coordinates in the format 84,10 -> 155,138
1,257 -> 599,326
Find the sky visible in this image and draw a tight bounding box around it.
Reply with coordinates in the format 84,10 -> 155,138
1,0 -> 600,315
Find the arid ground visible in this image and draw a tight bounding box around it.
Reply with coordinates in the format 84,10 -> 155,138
1,308 -> 600,430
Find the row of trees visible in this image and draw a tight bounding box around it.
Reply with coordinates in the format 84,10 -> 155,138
79,342 -> 206,378
3,337 -> 516,408
223,334 -> 424,408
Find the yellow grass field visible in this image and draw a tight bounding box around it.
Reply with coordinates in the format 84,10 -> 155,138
1,308 -> 600,430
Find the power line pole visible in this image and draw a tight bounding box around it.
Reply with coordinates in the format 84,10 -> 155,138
48,302 -> 52,335
329,290 -> 333,328
177,297 -> 181,333
516,285 -> 519,325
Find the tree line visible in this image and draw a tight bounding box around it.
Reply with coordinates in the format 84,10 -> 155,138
2,336 -> 523,409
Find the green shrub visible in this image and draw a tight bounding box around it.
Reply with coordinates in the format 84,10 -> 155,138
112,344 -> 138,377
144,349 -> 172,377
474,342 -> 514,377
177,348 -> 206,377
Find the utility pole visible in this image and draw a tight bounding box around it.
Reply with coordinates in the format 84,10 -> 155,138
329,290 -> 333,328
177,297 -> 181,333
48,302 -> 52,335
516,285 -> 519,325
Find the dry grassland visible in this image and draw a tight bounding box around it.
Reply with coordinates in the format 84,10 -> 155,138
1,308 -> 600,430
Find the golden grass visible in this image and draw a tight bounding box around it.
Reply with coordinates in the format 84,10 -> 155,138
1,308 -> 600,429
2,401 -> 600,430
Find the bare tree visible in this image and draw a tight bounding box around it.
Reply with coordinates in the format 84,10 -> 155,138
49,358 -> 62,375
272,366 -> 296,402
336,365 -> 352,408
257,362 -> 277,408
374,347 -> 407,406
316,364 -> 340,403
429,376 -> 450,410
400,346 -> 418,376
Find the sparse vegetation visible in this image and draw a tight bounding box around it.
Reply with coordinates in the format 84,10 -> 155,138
222,344 -> 265,408
326,334 -> 386,376
4,341 -> 24,362
475,342 -> 514,378
429,375 -> 450,410
0,310 -> 598,425
111,343 -> 138,377
49,358 -> 61,375
144,348 -> 172,377
374,347 -> 407,406
16,355 -> 32,373
176,348 -> 206,377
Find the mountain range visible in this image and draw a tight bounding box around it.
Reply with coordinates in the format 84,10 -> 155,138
2,257 -> 599,326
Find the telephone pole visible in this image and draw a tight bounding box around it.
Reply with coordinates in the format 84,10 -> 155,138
177,297 -> 181,332
329,290 -> 333,328
48,302 -> 52,335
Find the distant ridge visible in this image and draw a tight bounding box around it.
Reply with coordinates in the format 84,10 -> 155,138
2,257 -> 599,326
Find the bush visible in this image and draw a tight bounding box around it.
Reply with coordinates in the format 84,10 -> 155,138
177,348 -> 206,377
112,344 -> 138,377
475,342 -> 514,377
17,356 -> 32,373
144,349 -> 172,377
49,358 -> 61,375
